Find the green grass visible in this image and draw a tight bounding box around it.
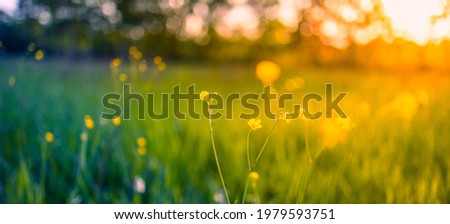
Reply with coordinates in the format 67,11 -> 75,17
1,57 -> 450,203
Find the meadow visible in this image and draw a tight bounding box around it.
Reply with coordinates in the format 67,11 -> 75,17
1,56 -> 450,204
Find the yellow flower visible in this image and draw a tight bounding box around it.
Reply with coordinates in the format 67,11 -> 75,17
112,116 -> 121,126
136,136 -> 147,156
80,132 -> 88,141
256,61 -> 281,84
199,91 -> 209,101
84,115 -> 95,130
249,171 -> 260,182
137,147 -> 147,155
138,61 -> 147,72
110,58 -> 121,68
153,56 -> 163,65
129,46 -> 143,60
137,137 -> 147,147
157,63 -> 166,71
45,132 -> 54,143
119,73 -> 128,82
35,50 -> 44,61
320,118 -> 352,149
134,51 -> 143,60
129,45 -> 138,55
248,118 -> 262,131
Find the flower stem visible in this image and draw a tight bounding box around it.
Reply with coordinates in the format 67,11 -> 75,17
242,173 -> 250,204
208,105 -> 230,204
250,120 -> 278,172
323,150 -> 353,203
246,130 -> 252,171
299,164 -> 313,203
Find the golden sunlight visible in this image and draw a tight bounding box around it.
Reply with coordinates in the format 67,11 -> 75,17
381,0 -> 448,45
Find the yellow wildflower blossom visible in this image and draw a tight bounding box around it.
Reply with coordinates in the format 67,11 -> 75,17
138,61 -> 147,72
35,50 -> 44,61
153,56 -> 163,65
110,58 -> 121,68
199,91 -> 209,101
112,116 -> 121,126
138,147 -> 147,155
249,171 -> 260,182
119,73 -> 128,82
45,132 -> 54,143
157,63 -> 166,71
80,132 -> 88,141
129,46 -> 138,54
248,119 -> 262,131
137,137 -> 147,147
84,115 -> 95,130
320,118 -> 352,149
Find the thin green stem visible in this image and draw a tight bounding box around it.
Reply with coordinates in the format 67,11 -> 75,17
246,130 -> 252,171
298,164 -> 313,203
80,132 -> 88,171
323,150 -> 354,203
242,174 -> 250,204
250,120 -> 278,172
208,105 -> 230,204
298,120 -> 314,203
298,144 -> 326,203
72,130 -> 88,202
252,179 -> 260,203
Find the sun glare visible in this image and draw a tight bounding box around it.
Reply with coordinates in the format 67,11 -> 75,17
381,0 -> 447,45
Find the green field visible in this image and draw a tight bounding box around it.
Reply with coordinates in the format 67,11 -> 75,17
1,58 -> 450,203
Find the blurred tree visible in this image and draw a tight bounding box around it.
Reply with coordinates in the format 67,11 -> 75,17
1,0 -> 450,69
